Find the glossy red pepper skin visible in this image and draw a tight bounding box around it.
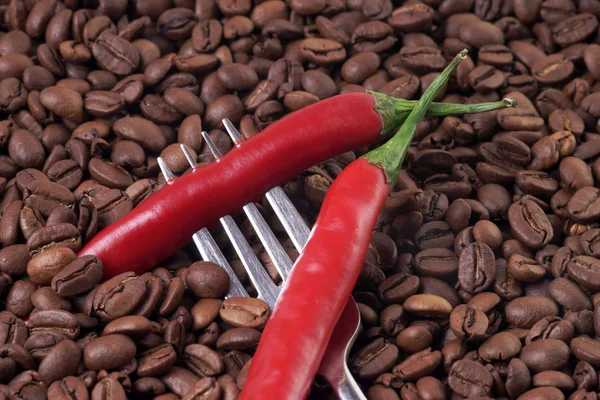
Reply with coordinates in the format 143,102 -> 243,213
239,158 -> 389,400
79,93 -> 383,279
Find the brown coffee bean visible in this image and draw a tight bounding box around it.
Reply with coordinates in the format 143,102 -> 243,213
192,299 -> 222,331
458,242 -> 496,294
192,20 -> 223,53
352,338 -> 399,381
449,304 -> 489,341
216,327 -> 261,351
413,248 -> 457,278
507,254 -> 546,283
532,54 -> 574,84
84,334 -> 136,371
52,255 -> 103,297
568,187 -> 600,224
393,347 -> 442,381
137,343 -> 177,378
27,223 -> 82,257
28,309 -> 79,340
448,360 -> 493,397
553,13 -> 598,47
8,129 -> 45,169
219,298 -> 270,329
0,245 -> 30,276
205,95 -> 245,130
92,272 -> 146,320
27,247 -> 77,285
88,158 -> 134,190
508,199 -> 554,249
38,339 -> 81,385
459,20 -> 504,48
521,339 -> 571,373
505,296 -> 559,328
39,86 -> 84,122
560,157 -> 593,190
526,316 -> 575,345
187,261 -> 230,299
5,280 -> 36,318
301,38 -> 346,65
378,272 -> 420,304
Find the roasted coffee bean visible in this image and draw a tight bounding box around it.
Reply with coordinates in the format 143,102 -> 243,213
526,316 -> 574,345
137,343 -> 177,378
27,247 -> 77,285
187,262 -> 230,299
182,344 -> 224,377
448,360 -> 493,397
84,334 -> 136,371
352,338 -> 399,381
449,304 -> 488,341
507,254 -> 546,283
52,255 -> 103,297
458,242 -> 496,294
219,298 -> 270,329
92,272 -> 146,320
505,296 -> 559,328
567,255 -> 600,291
38,339 -> 81,385
28,309 -> 79,340
301,38 -> 346,65
413,248 -> 457,278
378,273 -> 419,304
509,199 -> 554,249
27,223 -> 82,257
403,294 -> 453,317
393,347 -> 442,381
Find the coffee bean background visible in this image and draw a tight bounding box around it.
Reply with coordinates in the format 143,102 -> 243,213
0,0 -> 600,399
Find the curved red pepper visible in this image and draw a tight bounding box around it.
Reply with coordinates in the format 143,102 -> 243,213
239,50 -> 494,400
80,93 -> 383,279
79,90 -> 513,279
239,158 -> 389,399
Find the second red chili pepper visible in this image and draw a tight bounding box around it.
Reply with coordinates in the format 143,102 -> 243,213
240,50 -> 516,399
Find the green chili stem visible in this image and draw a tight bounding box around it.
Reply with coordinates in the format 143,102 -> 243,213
371,92 -> 517,137
364,50 -> 470,186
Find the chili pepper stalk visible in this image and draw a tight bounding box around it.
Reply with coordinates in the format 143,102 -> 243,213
240,49 -> 490,400
366,51 -> 516,185
372,92 -> 516,137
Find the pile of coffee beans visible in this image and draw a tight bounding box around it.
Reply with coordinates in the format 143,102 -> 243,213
1,0 -> 600,399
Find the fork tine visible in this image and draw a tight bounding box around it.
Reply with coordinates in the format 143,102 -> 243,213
265,187 -> 311,252
242,203 -> 294,281
158,155 -> 249,300
192,230 -> 248,298
204,127 -> 294,281
157,157 -> 176,184
223,118 -> 242,145
201,131 -> 222,159
198,133 -> 281,306
219,215 -> 280,308
222,120 -> 311,253
180,144 -> 198,168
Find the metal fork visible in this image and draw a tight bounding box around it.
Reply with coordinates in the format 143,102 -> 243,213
157,119 -> 366,400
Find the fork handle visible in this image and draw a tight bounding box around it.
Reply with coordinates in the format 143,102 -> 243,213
334,369 -> 367,400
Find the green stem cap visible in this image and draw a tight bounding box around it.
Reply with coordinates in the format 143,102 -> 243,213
364,49 -> 470,186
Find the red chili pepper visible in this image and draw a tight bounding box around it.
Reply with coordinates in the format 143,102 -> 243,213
80,86 -> 512,280
240,51 -> 515,399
